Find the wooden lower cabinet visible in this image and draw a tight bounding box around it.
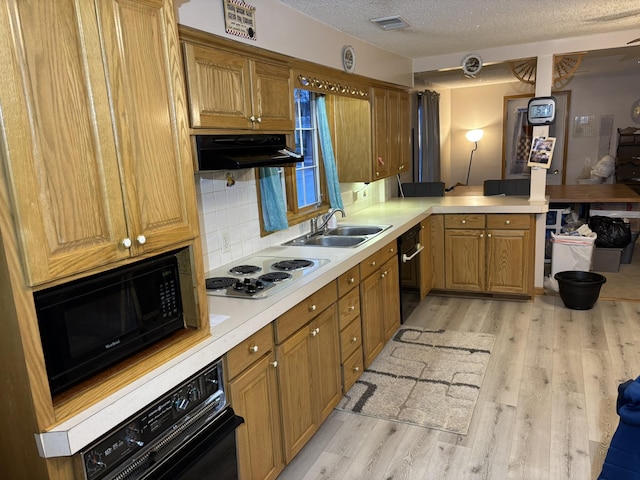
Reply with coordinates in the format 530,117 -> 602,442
226,325 -> 284,480
360,242 -> 400,368
276,297 -> 341,463
442,214 -> 533,295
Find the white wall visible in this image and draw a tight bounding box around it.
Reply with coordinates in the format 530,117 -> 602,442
564,69 -> 640,184
438,68 -> 639,188
176,0 -> 413,87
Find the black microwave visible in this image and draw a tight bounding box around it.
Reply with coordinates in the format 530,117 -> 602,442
34,252 -> 185,395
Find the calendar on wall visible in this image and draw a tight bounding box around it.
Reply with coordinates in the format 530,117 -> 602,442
223,0 -> 256,40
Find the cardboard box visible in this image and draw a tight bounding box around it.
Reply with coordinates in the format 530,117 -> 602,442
592,247 -> 623,272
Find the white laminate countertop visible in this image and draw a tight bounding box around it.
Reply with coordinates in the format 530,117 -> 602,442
35,195 -> 548,458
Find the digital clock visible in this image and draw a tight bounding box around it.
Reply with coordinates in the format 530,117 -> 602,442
527,96 -> 556,125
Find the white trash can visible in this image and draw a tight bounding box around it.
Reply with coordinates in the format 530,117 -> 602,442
551,233 -> 597,277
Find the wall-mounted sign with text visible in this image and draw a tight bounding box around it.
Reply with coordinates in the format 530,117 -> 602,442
223,0 -> 256,40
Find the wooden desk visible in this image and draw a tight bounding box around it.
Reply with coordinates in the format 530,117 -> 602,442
446,184 -> 640,202
545,184 -> 640,203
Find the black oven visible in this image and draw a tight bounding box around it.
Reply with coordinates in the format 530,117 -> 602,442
80,358 -> 244,480
34,251 -> 185,395
398,224 -> 425,322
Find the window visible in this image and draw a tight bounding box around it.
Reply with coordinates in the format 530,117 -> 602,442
257,89 -> 328,234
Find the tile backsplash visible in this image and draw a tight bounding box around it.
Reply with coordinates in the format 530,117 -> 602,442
195,169 -> 393,273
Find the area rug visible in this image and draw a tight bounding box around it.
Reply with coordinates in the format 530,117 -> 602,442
337,327 -> 495,435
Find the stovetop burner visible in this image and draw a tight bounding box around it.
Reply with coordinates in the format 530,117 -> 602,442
205,256 -> 330,299
259,271 -> 292,283
229,264 -> 261,275
272,259 -> 314,271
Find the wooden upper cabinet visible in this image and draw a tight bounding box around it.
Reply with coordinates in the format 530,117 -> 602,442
329,95 -> 373,182
0,0 -> 197,285
332,86 -> 409,182
372,88 -> 391,180
97,0 -> 198,256
182,43 -> 294,131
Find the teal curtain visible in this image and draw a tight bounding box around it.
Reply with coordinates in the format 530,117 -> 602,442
315,96 -> 344,210
258,167 -> 289,232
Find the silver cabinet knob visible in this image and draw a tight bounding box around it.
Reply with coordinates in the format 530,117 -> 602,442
461,219 -> 466,224
505,220 -> 511,225
348,305 -> 355,312
249,345 -> 259,353
136,235 -> 146,245
309,304 -> 317,312
122,238 -> 132,248
270,361 -> 278,368
348,277 -> 355,284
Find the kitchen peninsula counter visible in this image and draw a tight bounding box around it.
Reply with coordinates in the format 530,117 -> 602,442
36,194 -> 548,458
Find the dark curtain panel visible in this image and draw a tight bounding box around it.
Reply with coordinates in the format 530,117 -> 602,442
417,90 -> 441,182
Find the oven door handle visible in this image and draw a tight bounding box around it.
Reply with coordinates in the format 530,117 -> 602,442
402,243 -> 424,262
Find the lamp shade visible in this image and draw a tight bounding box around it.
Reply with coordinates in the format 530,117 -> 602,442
465,129 -> 484,143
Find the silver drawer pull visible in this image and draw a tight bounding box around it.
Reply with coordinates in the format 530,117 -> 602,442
309,304 -> 317,312
249,345 -> 258,353
351,336 -> 357,343
348,305 -> 355,312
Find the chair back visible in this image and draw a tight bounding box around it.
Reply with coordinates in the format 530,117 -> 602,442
401,182 -> 445,197
483,179 -> 530,196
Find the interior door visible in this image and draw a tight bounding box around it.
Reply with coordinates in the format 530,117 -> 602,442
503,91 -> 570,185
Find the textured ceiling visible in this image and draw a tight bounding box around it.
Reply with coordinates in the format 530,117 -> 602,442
279,0 -> 640,87
279,0 -> 640,59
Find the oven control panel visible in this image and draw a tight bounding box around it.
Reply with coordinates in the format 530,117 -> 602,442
81,360 -> 226,480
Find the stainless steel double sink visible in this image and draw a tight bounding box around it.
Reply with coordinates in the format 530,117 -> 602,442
283,224 -> 391,248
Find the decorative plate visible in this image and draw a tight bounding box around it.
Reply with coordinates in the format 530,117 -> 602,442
342,45 -> 356,73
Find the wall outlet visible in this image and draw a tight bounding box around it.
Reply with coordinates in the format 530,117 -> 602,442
221,230 -> 231,253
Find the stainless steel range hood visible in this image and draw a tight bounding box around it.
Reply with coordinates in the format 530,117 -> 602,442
195,134 -> 302,170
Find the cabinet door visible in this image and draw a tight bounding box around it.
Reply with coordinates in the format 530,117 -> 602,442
486,228 -> 531,294
331,96 -> 373,182
182,44 -> 254,129
229,352 -> 284,480
381,256 -> 401,341
360,268 -> 385,367
250,61 -> 295,131
97,0 -> 198,256
0,0 -> 130,284
276,325 -> 316,463
444,229 -> 485,291
387,89 -> 410,176
371,88 -> 390,180
312,306 -> 342,422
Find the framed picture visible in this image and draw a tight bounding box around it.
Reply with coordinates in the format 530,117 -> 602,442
527,136 -> 556,168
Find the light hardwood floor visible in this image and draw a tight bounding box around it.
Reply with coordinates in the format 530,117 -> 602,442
277,294 -> 640,480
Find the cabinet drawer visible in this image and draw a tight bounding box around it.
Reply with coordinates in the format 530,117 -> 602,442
445,214 -> 485,229
342,346 -> 364,392
225,324 -> 274,381
360,241 -> 397,279
338,288 -> 360,329
337,265 -> 360,297
340,318 -> 362,360
379,240 -> 398,263
275,281 -> 337,343
486,214 -> 530,230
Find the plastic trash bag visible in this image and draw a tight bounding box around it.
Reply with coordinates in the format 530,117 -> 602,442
588,216 -> 631,248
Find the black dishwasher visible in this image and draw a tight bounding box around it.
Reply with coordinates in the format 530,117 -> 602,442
397,224 -> 424,322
